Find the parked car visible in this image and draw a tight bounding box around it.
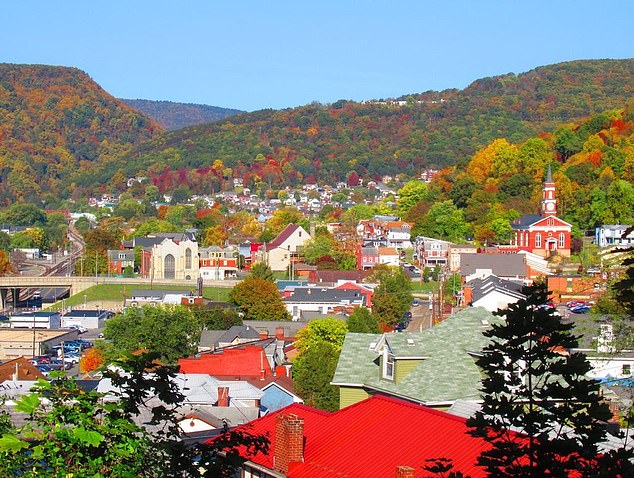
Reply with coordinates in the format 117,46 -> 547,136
30,355 -> 52,365
570,305 -> 591,314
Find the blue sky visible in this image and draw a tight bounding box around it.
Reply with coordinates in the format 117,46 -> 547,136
3,1 -> 633,111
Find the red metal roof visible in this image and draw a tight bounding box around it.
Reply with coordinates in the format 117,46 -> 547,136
178,345 -> 271,379
213,394 -> 492,477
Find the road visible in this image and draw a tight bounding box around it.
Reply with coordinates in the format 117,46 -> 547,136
406,300 -> 434,331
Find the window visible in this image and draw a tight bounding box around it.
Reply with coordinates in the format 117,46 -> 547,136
383,349 -> 395,380
535,233 -> 542,248
185,248 -> 192,269
623,364 -> 631,376
559,233 -> 565,248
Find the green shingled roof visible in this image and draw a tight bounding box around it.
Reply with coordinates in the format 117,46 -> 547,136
332,307 -> 499,405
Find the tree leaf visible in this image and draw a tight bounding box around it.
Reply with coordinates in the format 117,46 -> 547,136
14,393 -> 40,414
0,434 -> 29,452
74,427 -> 104,447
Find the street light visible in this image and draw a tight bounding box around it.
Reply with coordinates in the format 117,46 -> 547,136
83,294 -> 87,310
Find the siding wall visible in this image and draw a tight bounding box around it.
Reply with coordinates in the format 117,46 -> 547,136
339,386 -> 370,409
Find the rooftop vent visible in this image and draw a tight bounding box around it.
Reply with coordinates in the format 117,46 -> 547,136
481,319 -> 489,326
407,338 -> 415,346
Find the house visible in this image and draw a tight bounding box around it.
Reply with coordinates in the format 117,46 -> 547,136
198,325 -> 263,352
124,289 -> 203,307
199,245 -> 238,281
256,224 -> 311,272
510,166 -> 572,258
61,309 -> 112,330
463,275 -> 525,312
246,374 -> 303,413
334,282 -> 374,308
459,253 -> 528,283
356,244 -> 379,270
216,394 -> 491,478
283,288 -> 366,321
0,329 -> 78,360
9,312 -> 61,329
595,224 -> 634,248
0,357 -> 47,382
179,343 -> 285,380
308,270 -> 368,285
332,307 -> 497,408
448,244 -> 478,272
378,246 -> 400,266
107,249 -> 135,275
547,275 -> 604,303
416,236 -> 452,269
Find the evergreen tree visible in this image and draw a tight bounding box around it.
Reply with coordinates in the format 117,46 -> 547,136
467,283 -> 631,477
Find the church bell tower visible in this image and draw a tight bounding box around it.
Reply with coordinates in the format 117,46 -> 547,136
541,164 -> 557,216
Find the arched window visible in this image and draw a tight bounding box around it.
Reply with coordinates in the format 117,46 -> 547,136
185,248 -> 192,269
535,233 -> 542,248
559,233 -> 565,248
164,254 -> 175,279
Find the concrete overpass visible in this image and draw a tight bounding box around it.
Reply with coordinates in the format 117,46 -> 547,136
0,276 -> 238,309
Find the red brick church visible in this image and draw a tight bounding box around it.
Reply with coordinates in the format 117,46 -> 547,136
510,166 -> 572,258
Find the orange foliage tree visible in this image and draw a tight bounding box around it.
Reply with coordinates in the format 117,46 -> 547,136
79,347 -> 105,374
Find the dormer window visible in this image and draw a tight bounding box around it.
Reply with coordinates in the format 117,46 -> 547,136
383,348 -> 395,380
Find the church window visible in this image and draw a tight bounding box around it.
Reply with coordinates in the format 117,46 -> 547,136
559,233 -> 565,248
535,233 -> 542,248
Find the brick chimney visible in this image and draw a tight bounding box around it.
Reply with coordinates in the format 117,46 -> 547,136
274,413 -> 304,474
259,330 -> 269,339
275,327 -> 285,340
395,466 -> 415,478
217,386 -> 230,407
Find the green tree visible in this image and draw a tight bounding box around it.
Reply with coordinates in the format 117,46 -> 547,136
413,200 -> 469,242
303,234 -> 337,265
103,305 -> 201,363
347,307 -> 380,333
295,317 -> 348,354
397,180 -> 428,217
467,283 -> 631,477
248,262 -> 275,281
191,305 -> 243,330
292,341 -> 340,411
0,355 -> 269,477
0,203 -> 47,226
229,278 -> 290,321
368,266 -> 413,327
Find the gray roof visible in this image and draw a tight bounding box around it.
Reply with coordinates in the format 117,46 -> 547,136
511,214 -> 543,229
200,325 -> 262,348
284,288 -> 366,305
468,275 -> 525,304
243,320 -> 309,336
332,307 -> 499,405
107,249 -> 135,260
460,253 -> 526,278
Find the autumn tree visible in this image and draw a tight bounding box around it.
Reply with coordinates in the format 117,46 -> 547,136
229,278 -> 290,321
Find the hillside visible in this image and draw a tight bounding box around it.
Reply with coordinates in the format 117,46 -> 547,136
423,100 -> 634,241
0,64 -> 163,205
122,99 -> 244,131
117,59 -> 634,191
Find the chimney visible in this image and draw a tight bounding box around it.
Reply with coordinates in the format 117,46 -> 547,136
395,466 -> 416,478
275,327 -> 285,340
259,330 -> 269,340
217,386 -> 230,407
260,368 -> 266,380
274,413 -> 304,473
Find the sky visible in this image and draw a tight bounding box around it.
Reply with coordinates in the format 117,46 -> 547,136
3,1 -> 634,112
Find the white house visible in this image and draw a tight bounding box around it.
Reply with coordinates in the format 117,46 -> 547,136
256,224 -> 311,272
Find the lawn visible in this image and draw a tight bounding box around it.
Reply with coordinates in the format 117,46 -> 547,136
46,284 -> 232,310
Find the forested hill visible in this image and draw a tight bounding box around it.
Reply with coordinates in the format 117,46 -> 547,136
0,64 -> 162,205
118,59 -> 634,188
122,99 -> 244,131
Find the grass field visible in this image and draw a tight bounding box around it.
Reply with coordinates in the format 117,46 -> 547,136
46,284 -> 232,310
